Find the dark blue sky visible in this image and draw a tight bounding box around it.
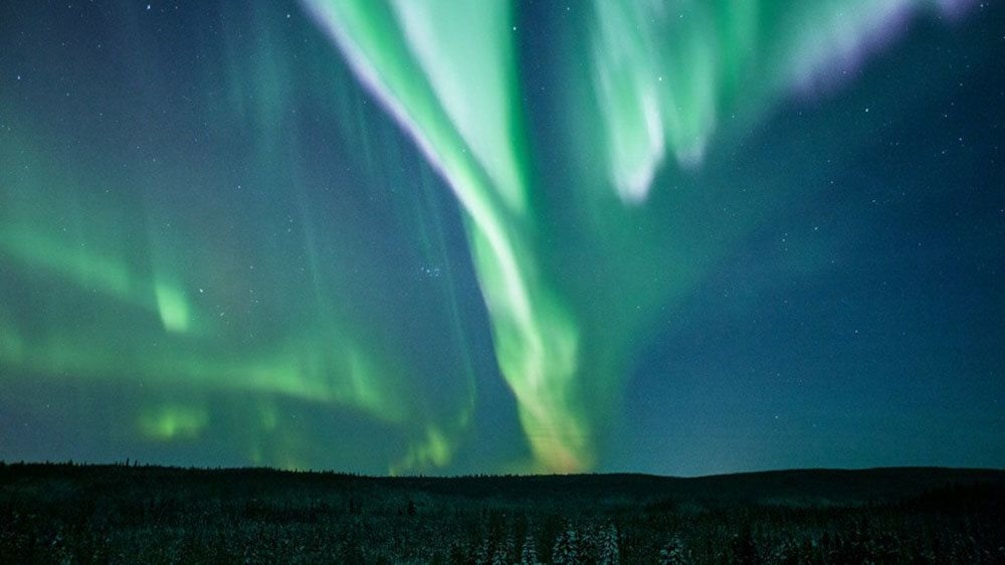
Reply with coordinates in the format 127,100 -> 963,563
618,12 -> 1005,474
0,1 -> 1002,475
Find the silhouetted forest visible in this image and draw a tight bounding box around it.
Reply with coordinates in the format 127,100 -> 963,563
1,462 -> 1003,563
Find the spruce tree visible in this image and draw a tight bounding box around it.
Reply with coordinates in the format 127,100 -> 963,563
597,523 -> 620,565
520,533 -> 540,565
658,535 -> 690,565
552,526 -> 580,565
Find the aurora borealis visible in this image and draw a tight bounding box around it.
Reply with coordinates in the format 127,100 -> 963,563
1,1 -> 1003,476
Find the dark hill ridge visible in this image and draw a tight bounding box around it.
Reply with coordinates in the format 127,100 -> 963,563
2,462 -> 1003,507
2,462 -> 1004,563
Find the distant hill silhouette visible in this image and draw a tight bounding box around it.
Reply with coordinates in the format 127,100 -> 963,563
2,462 -> 1003,563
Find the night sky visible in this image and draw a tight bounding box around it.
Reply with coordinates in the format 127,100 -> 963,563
1,0 -> 1002,476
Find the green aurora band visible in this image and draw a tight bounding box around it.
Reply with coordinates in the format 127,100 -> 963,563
300,0 -> 969,472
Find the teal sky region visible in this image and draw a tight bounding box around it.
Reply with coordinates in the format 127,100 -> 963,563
1,1 -> 1003,476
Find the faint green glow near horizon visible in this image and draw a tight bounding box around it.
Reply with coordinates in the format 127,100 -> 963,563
140,405 -> 209,441
0,77 -> 467,472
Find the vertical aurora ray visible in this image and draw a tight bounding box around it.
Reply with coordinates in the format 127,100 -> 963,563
588,0 -> 972,203
301,0 -> 591,471
303,0 -> 979,472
